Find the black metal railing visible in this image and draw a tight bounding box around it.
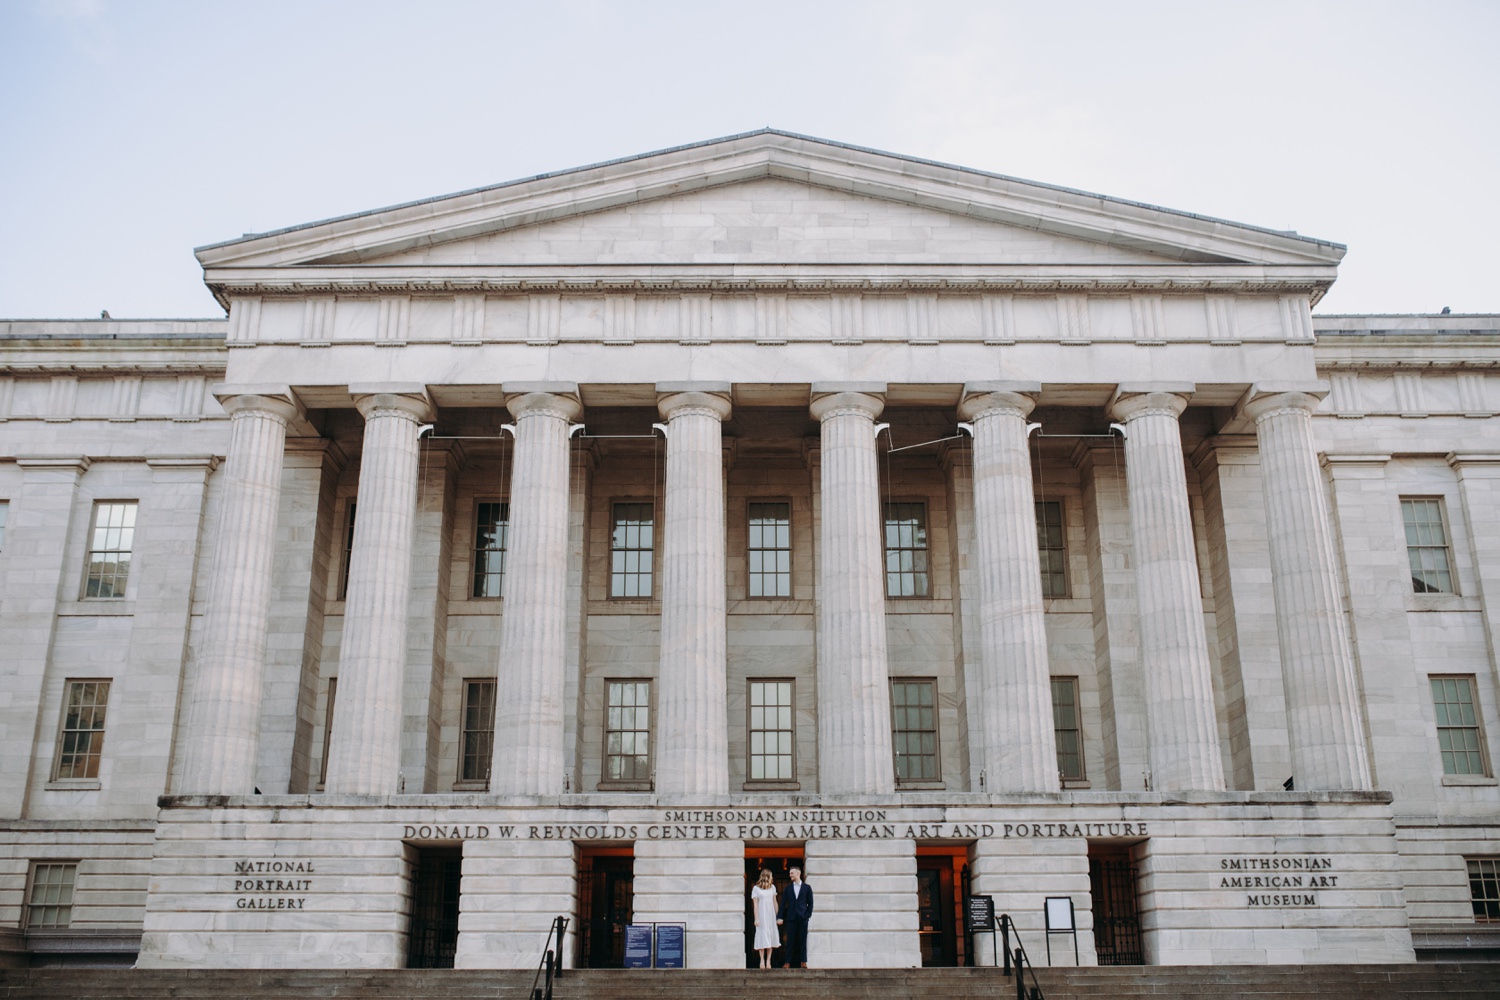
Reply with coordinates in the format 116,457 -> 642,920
998,914 -> 1045,1000
530,915 -> 569,1000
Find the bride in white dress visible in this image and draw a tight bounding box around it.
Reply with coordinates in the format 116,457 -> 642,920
750,869 -> 781,969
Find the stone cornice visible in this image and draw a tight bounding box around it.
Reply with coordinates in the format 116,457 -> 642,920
204,268 -> 1337,306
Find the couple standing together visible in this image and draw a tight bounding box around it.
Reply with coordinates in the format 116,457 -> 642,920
750,867 -> 813,969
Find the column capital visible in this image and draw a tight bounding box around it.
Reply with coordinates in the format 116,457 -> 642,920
504,390 -> 582,422
350,384 -> 433,422
212,385 -> 305,425
1237,381 -> 1330,424
657,384 -> 731,422
1107,382 -> 1194,422
958,381 -> 1040,421
810,389 -> 884,422
1447,452 -> 1500,476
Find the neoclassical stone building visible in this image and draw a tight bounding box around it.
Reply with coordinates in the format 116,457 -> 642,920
1,131 -> 1497,971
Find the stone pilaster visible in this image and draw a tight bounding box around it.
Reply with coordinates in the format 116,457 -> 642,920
810,386 -> 894,795
1107,384 -> 1224,791
1242,386 -> 1371,790
454,838 -> 577,969
1450,453 -> 1500,703
654,385 -> 731,796
179,389 -> 302,795
0,457 -> 89,814
632,839 -> 745,968
489,386 -> 582,796
324,385 -> 432,796
958,382 -> 1058,791
1074,441 -> 1148,790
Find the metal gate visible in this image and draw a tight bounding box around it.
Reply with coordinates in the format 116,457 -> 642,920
406,847 -> 462,969
1088,854 -> 1144,965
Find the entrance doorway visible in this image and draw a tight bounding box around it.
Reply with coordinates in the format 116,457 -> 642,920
578,847 -> 634,968
1088,844 -> 1144,965
916,846 -> 965,967
406,845 -> 462,969
743,849 -> 802,969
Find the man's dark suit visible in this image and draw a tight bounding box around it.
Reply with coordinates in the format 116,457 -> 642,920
780,880 -> 814,968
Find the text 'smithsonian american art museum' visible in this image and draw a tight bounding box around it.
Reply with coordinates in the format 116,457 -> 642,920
2,131 -> 1498,971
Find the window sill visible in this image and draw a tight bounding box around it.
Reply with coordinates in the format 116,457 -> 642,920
743,781 -> 802,792
57,600 -> 135,616
45,780 -> 101,791
1061,779 -> 1092,790
896,781 -> 946,791
1441,774 -> 1497,786
452,780 -> 490,792
1407,594 -> 1481,613
597,781 -> 653,792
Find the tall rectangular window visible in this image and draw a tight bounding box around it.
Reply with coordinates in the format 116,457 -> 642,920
318,677 -> 337,787
472,501 -> 510,598
1036,500 -> 1067,598
603,680 -> 651,783
747,501 -> 791,598
26,862 -> 77,929
1470,857 -> 1500,921
83,501 -> 136,598
891,679 -> 939,782
884,501 -> 930,598
460,679 -> 497,783
747,680 -> 794,782
339,501 -> 357,600
1432,675 -> 1489,776
52,680 -> 110,781
1402,498 -> 1455,594
610,502 -> 654,598
1052,677 -> 1085,782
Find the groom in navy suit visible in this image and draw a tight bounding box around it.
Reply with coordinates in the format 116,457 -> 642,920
776,866 -> 814,968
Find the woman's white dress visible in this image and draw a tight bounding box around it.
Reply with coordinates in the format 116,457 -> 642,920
751,885 -> 780,949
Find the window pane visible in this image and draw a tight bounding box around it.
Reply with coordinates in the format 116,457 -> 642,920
604,680 -> 651,783
1431,676 -> 1488,776
83,502 -> 137,599
27,863 -> 77,929
890,680 -> 939,783
883,502 -> 930,598
460,680 -> 496,782
53,680 -> 110,780
747,680 -> 794,783
472,502 -> 510,598
1402,498 -> 1456,594
1051,677 -> 1085,781
610,503 -> 654,598
747,502 -> 792,598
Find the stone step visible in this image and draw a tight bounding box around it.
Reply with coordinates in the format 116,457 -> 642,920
2,966 -> 1499,1000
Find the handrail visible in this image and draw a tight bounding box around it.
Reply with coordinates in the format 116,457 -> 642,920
529,915 -> 569,1000
998,914 -> 1045,1000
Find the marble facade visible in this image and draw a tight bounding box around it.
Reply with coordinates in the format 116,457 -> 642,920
1,132 -> 1497,971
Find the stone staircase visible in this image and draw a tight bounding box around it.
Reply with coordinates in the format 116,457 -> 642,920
2,965 -> 1499,999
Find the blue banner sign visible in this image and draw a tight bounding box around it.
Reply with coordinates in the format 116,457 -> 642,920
623,924 -> 653,968
654,923 -> 685,969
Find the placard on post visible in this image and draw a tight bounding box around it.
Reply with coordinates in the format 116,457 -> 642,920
1044,896 -> 1079,965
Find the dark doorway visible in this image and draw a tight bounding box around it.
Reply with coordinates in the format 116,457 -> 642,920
1089,845 -> 1144,965
406,845 -> 462,969
916,847 -> 964,967
578,848 -> 634,968
743,850 -> 802,969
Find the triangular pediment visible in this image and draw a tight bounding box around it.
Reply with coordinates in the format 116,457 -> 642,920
197,129 -> 1345,275
361,176 -> 1187,267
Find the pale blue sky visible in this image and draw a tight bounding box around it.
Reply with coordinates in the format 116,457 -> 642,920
2,0 -> 1495,317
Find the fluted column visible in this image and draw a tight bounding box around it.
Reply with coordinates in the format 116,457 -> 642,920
654,385 -> 732,795
1243,385 -> 1371,789
324,385 -> 432,795
489,387 -> 582,795
811,387 -> 894,795
179,389 -> 301,795
958,383 -> 1059,791
1107,385 -> 1225,791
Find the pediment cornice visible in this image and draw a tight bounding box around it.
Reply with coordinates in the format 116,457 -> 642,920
196,130 -> 1346,289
